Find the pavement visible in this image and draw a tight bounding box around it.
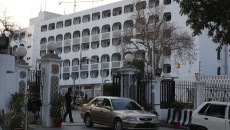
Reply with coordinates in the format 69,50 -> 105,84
29,109 -> 189,130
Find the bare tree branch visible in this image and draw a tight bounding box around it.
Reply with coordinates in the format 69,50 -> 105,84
121,2 -> 197,72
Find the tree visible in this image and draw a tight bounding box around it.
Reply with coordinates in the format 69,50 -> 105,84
0,11 -> 17,36
121,2 -> 196,74
175,0 -> 230,45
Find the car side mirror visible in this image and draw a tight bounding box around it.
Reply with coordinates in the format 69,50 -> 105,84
105,106 -> 113,111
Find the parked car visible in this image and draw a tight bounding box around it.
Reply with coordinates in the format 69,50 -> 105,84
80,96 -> 159,130
189,101 -> 230,130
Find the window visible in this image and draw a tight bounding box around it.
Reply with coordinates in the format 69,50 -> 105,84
229,106 -> 230,119
92,12 -> 100,21
113,7 -> 122,16
65,19 -> 72,27
102,10 -> 111,18
217,67 -> 221,75
124,4 -> 133,13
103,98 -> 111,108
164,12 -> 171,21
41,25 -> 47,32
163,64 -> 171,73
205,104 -> 227,118
56,21 -> 63,29
164,0 -> 171,5
198,103 -> 210,115
73,17 -> 81,25
48,23 -> 55,30
83,14 -> 90,23
19,32 -> 25,40
217,47 -> 221,60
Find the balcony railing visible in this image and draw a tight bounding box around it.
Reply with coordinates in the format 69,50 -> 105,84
63,66 -> 70,73
101,32 -> 110,40
101,62 -> 109,69
64,39 -> 71,46
57,41 -> 62,48
82,36 -> 90,43
91,64 -> 99,70
40,44 -> 46,50
123,28 -> 133,36
72,65 -> 79,72
81,64 -> 89,71
73,38 -> 80,45
112,61 -> 121,68
91,34 -> 100,42
112,30 -> 121,38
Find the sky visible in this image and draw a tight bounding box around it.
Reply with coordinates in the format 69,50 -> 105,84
0,0 -> 121,28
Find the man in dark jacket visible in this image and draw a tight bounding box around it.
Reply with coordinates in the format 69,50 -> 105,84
62,87 -> 74,123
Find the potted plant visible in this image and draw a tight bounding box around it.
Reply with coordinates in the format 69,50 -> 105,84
7,93 -> 25,130
50,94 -> 65,128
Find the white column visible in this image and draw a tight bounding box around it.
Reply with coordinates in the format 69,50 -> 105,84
40,57 -> 62,127
195,82 -> 205,109
151,78 -> 164,120
0,54 -> 16,111
16,64 -> 30,94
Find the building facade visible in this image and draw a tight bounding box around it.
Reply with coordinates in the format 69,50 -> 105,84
9,0 -> 229,98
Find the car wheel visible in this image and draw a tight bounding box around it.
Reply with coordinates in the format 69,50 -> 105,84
195,126 -> 207,130
84,114 -> 94,127
114,119 -> 123,130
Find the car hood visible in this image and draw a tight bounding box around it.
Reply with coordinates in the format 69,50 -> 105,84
115,110 -> 156,117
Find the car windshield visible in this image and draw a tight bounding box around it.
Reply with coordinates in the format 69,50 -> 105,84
111,98 -> 142,110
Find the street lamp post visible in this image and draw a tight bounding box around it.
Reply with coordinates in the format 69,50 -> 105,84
101,65 -> 104,96
71,74 -> 76,101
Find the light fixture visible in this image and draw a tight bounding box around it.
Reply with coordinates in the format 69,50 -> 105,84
124,54 -> 134,63
47,41 -> 57,54
15,46 -> 27,60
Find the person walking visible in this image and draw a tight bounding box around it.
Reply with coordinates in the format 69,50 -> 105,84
62,87 -> 74,123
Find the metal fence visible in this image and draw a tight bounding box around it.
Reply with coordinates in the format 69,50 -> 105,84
160,80 -> 195,109
204,83 -> 230,102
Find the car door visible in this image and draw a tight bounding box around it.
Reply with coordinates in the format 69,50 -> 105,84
89,98 -> 104,123
226,106 -> 230,130
203,104 -> 227,130
99,98 -> 114,126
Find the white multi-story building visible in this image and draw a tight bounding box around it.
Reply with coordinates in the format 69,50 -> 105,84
10,0 -> 230,97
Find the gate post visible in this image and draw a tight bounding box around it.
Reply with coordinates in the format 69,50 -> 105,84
15,56 -> 30,94
0,54 -> 16,111
40,46 -> 62,127
152,78 -> 164,120
194,82 -> 205,109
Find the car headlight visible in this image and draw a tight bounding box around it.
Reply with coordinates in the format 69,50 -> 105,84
124,116 -> 138,121
152,116 -> 158,122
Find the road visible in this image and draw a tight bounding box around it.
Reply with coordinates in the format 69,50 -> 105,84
60,110 -> 187,130
55,125 -> 186,130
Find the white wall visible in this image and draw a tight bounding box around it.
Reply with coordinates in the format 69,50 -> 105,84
0,54 -> 17,111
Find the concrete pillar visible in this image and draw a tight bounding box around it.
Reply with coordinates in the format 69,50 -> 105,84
40,54 -> 62,127
0,54 -> 16,111
151,78 -> 166,120
16,62 -> 30,94
194,82 -> 205,109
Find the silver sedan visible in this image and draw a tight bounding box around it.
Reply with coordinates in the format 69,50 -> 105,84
80,96 -> 159,130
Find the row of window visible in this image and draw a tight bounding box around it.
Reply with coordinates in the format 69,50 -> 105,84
40,0 -> 172,32
61,69 -> 112,80
39,12 -> 172,44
